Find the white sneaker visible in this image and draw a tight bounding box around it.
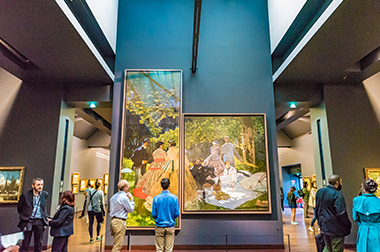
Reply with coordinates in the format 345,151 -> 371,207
291,221 -> 298,225
308,226 -> 314,232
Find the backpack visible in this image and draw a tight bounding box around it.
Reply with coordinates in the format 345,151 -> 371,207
298,189 -> 305,197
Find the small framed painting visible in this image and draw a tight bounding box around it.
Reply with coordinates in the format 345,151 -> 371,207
104,174 -> 109,185
96,178 -> 104,191
104,184 -> 109,194
72,172 -> 80,185
72,184 -> 79,194
364,168 -> 380,197
0,167 -> 25,204
79,179 -> 88,192
89,179 -> 96,188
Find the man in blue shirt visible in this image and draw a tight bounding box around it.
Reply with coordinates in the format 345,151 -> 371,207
109,180 -> 135,252
152,178 -> 179,252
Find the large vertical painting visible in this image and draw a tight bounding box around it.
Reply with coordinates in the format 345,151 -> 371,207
122,70 -> 181,229
364,168 -> 380,197
182,114 -> 271,214
0,167 -> 25,204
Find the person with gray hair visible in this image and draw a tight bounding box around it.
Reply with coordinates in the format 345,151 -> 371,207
109,180 -> 135,252
17,178 -> 49,252
315,174 -> 351,252
352,179 -> 380,252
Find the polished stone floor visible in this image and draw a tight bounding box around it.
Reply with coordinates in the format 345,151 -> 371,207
60,208 -> 356,252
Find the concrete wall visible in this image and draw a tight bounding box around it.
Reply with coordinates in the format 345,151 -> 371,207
0,79 -> 62,246
109,0 -> 282,247
278,133 -> 316,179
323,83 -> 380,244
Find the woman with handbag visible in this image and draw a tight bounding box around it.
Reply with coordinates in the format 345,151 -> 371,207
48,190 -> 75,252
352,179 -> 380,252
87,181 -> 105,243
287,186 -> 299,225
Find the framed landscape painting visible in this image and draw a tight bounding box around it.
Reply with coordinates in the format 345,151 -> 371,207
0,167 -> 25,203
364,168 -> 380,197
121,70 -> 182,229
72,172 -> 80,185
182,114 -> 271,214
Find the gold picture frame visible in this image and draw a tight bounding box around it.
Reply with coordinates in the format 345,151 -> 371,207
104,184 -> 109,194
79,179 -> 88,192
0,167 -> 25,204
364,168 -> 380,197
72,172 -> 80,185
89,179 -> 96,188
72,184 -> 79,194
96,178 -> 103,191
104,173 -> 109,185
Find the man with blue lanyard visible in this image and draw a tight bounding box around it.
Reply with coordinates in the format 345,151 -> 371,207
151,178 -> 179,252
17,178 -> 49,252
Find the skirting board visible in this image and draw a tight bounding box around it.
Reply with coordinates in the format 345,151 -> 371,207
104,244 -> 285,250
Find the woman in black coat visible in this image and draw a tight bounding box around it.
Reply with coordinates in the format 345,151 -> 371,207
48,190 -> 75,252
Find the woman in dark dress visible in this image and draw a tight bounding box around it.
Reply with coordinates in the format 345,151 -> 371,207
48,190 -> 75,252
287,186 -> 298,225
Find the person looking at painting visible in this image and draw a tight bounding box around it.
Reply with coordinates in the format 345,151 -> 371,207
47,190 -> 75,252
221,136 -> 242,167
109,180 -> 135,252
287,186 -> 298,225
131,138 -> 152,185
152,178 -> 179,252
79,181 -> 93,219
87,181 -> 105,243
17,178 -> 49,252
352,179 -> 380,252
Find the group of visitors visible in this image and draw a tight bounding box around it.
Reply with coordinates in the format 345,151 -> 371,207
12,175 -> 178,252
287,174 -> 380,252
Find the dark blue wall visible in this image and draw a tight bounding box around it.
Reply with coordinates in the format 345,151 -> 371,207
109,0 -> 283,246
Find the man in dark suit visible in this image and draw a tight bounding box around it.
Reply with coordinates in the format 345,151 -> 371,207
17,178 -> 49,252
131,138 -> 152,184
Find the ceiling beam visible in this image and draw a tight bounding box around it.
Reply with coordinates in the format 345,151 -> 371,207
191,0 -> 202,73
276,107 -> 310,131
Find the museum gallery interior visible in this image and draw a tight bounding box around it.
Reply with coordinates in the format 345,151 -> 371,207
0,0 -> 380,250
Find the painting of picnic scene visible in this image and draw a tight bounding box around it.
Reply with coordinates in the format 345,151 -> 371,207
183,115 -> 270,213
121,70 -> 181,229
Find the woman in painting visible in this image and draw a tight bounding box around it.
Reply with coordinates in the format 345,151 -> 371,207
203,141 -> 225,178
133,141 -> 168,199
287,186 -> 298,225
352,179 -> 380,252
148,140 -> 198,208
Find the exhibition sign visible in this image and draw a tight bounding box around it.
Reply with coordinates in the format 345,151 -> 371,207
0,167 -> 25,203
122,70 -> 181,229
364,168 -> 380,197
182,114 -> 271,214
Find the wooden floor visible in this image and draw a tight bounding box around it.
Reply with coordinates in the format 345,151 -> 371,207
59,209 -> 356,252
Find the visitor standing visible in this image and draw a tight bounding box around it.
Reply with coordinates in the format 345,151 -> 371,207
315,175 -> 351,252
109,180 -> 135,252
48,190 -> 75,252
151,178 -> 179,252
308,181 -> 318,232
302,182 -> 310,218
352,179 -> 380,252
87,181 -> 105,243
79,181 -> 93,218
287,186 -> 298,225
17,178 -> 49,252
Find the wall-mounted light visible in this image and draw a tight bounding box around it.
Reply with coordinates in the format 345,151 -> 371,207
289,102 -> 297,109
89,102 -> 97,108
